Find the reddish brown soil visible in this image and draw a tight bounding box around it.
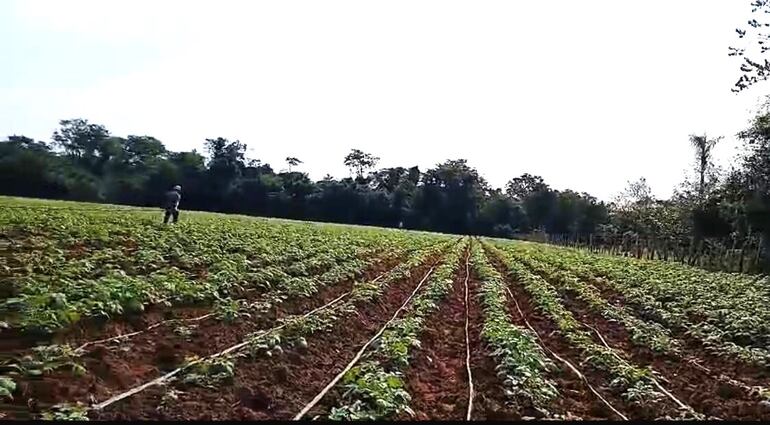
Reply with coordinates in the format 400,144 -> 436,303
394,249 -> 519,421
557,287 -> 770,420
1,257 -> 401,419
483,247 -> 633,420
393,252 -> 471,420
468,271 -> 524,420
1,247 -> 391,355
90,256 -> 442,420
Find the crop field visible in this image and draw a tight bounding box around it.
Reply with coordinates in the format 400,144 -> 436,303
1,197 -> 770,420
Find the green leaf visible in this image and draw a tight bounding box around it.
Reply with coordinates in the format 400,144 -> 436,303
0,376 -> 16,392
386,376 -> 402,389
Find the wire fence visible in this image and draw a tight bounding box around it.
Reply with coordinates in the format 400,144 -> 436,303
513,232 -> 767,275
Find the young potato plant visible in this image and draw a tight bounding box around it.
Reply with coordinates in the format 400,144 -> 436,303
521,242 -> 770,367
3,344 -> 85,378
40,402 -> 90,421
486,243 -> 673,410
0,375 -> 16,400
213,297 -> 252,324
470,244 -> 558,413
329,240 -> 466,420
508,247 -> 681,355
179,356 -> 236,389
329,362 -> 413,420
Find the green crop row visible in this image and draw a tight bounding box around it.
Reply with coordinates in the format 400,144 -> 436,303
327,239 -> 467,420
484,243 -> 670,409
5,239 -> 454,416
469,242 -> 558,414
505,246 -> 681,355
511,241 -> 770,367
0,198 -> 449,334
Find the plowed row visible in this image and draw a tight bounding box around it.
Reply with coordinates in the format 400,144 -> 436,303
3,231 -> 769,420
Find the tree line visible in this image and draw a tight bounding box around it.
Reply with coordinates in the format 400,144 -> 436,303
0,118 -> 611,239
1,107 -> 770,271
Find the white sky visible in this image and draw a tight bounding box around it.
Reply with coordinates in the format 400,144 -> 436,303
1,0 -> 768,201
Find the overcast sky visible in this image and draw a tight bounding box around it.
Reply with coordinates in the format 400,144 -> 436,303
1,0 -> 767,201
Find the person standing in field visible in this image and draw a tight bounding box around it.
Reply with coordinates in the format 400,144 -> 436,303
163,185 -> 182,224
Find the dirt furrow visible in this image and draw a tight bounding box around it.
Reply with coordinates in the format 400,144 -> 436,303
396,250 -> 480,420
91,256 -> 441,420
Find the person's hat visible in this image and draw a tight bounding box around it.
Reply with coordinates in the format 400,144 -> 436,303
173,185 -> 182,191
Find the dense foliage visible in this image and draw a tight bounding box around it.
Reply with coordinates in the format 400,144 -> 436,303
0,119 -> 608,239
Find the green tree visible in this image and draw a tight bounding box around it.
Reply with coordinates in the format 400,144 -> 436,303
51,119 -> 109,157
413,159 -> 488,234
688,133 -> 722,202
344,149 -> 380,178
285,156 -> 302,172
505,173 -> 549,201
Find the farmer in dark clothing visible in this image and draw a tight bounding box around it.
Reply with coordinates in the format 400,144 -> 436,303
163,185 -> 182,224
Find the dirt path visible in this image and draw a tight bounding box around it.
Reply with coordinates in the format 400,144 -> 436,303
91,256 -> 442,420
4,256 -> 401,419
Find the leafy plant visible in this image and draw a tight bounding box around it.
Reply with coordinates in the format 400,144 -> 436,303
471,244 -> 558,410
0,376 -> 16,399
329,362 -> 413,420
40,402 -> 89,421
179,356 -> 236,388
5,344 -> 85,377
213,297 -> 251,323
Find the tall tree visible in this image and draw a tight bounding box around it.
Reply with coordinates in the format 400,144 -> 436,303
414,159 -> 488,234
688,133 -> 722,202
737,108 -> 770,269
505,173 -> 549,201
204,137 -> 246,209
344,149 -> 380,178
51,119 -> 111,173
285,156 -> 302,172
